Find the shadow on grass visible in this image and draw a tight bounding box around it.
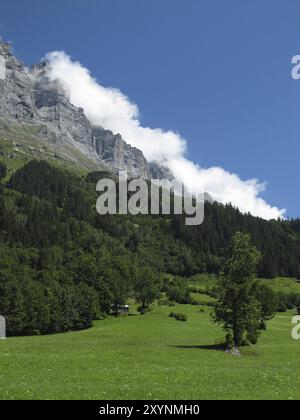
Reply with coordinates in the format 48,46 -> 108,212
170,343 -> 225,351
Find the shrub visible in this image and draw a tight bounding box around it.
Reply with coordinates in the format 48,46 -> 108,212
277,303 -> 287,313
137,305 -> 150,315
276,292 -> 300,312
166,277 -> 192,304
177,313 -> 187,322
169,312 -> 188,322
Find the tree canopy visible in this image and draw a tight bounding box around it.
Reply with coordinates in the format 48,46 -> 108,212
0,160 -> 299,336
213,233 -> 277,347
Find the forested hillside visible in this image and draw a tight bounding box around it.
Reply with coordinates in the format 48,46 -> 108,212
0,160 -> 300,335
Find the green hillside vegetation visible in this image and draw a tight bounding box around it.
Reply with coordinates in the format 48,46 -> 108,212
261,277 -> 300,293
0,160 -> 300,336
0,125 -> 101,178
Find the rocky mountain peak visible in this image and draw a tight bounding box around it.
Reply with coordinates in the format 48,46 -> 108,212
0,41 -> 172,180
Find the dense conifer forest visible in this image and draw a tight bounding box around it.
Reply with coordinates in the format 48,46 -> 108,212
0,160 -> 300,335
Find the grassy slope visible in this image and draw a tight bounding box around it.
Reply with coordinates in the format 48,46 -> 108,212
0,125 -> 103,177
0,130 -> 299,399
0,303 -> 299,400
260,277 -> 300,294
190,274 -> 300,294
190,293 -> 215,304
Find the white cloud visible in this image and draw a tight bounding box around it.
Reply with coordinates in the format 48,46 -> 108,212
44,51 -> 285,220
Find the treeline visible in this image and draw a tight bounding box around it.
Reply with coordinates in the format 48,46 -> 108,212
172,204 -> 300,278
0,160 -> 299,335
190,279 -> 300,314
0,162 -> 141,334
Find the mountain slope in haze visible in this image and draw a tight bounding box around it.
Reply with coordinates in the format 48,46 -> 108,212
0,41 -> 171,179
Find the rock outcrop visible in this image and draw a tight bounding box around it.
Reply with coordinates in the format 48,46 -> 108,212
0,41 -> 172,180
93,127 -> 151,179
0,42 -> 38,124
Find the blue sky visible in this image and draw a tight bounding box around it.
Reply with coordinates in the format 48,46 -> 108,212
0,0 -> 299,217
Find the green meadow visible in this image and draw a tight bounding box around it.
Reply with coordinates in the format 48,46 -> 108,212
0,302 -> 299,400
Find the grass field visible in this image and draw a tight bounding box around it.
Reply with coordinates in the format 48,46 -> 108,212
0,302 -> 299,400
260,277 -> 300,294
189,274 -> 300,294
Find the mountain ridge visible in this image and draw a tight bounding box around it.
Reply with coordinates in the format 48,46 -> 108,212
0,41 -> 171,180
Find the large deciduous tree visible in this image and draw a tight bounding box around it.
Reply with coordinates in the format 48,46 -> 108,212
213,232 -> 275,348
134,267 -> 161,314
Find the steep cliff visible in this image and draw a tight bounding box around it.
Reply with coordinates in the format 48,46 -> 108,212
0,41 -> 171,179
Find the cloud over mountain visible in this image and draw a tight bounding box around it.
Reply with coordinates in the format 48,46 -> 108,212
44,51 -> 285,220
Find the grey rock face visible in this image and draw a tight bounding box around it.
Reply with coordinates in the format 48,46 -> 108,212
0,41 -> 173,180
0,42 -> 38,123
149,161 -> 173,181
31,63 -> 94,146
93,127 -> 151,178
92,128 -> 173,180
